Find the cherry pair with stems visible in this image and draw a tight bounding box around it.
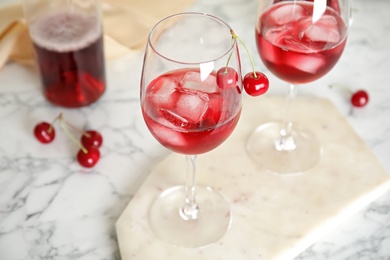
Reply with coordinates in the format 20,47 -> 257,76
34,113 -> 103,168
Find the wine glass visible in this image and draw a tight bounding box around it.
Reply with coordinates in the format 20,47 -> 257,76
248,0 -> 351,173
140,13 -> 243,247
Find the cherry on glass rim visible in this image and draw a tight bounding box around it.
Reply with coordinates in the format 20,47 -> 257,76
34,122 -> 55,143
81,130 -> 103,149
351,90 -> 369,108
243,72 -> 269,96
77,147 -> 100,168
216,67 -> 238,89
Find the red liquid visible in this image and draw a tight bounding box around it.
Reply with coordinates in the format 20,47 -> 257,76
30,11 -> 106,107
256,1 -> 347,84
142,69 -> 242,155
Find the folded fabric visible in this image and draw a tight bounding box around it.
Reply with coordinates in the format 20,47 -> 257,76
0,0 -> 195,69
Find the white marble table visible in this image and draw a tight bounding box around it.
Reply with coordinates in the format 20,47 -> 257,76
0,0 -> 389,259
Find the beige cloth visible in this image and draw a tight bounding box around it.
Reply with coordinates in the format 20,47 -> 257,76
0,0 -> 195,69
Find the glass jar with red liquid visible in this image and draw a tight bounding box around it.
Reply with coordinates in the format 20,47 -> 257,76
23,0 -> 106,107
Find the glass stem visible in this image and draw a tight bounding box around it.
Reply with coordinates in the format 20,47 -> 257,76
275,83 -> 297,151
180,155 -> 199,221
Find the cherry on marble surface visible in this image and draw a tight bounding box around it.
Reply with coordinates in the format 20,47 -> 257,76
34,122 -> 55,143
81,130 -> 103,149
77,147 -> 101,168
351,90 -> 369,108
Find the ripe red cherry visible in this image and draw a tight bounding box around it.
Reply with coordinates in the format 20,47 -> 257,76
81,130 -> 103,149
77,147 -> 100,168
34,122 -> 55,143
351,90 -> 369,107
216,67 -> 238,89
243,72 -> 269,96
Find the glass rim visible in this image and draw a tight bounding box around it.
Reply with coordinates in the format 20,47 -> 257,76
147,12 -> 237,65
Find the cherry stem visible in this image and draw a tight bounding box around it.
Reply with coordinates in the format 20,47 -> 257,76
223,37 -> 236,74
230,29 -> 257,78
58,114 -> 88,154
47,113 -> 62,134
62,119 -> 90,138
56,113 -> 91,138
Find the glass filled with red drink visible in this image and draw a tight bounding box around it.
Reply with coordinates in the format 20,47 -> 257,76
141,13 -> 243,248
247,0 -> 351,174
22,0 -> 106,107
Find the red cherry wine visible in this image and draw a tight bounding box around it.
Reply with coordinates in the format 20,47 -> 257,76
256,1 -> 347,84
30,11 -> 106,107
142,69 -> 242,155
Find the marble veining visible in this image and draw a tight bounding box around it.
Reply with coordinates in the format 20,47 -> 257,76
0,0 -> 390,259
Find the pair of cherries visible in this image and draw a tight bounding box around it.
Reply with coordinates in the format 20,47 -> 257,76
216,66 -> 269,96
216,29 -> 269,97
34,114 -> 103,168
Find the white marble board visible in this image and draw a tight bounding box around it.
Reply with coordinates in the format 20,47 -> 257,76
116,96 -> 390,260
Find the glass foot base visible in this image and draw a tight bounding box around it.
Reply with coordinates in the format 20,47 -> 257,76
246,122 -> 321,174
149,185 -> 231,248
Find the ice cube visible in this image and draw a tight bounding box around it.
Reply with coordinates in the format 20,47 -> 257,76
302,15 -> 340,43
153,118 -> 187,147
266,25 -> 300,48
285,53 -> 326,74
147,77 -> 178,108
158,108 -> 189,128
265,27 -> 284,45
271,4 -> 306,25
283,36 -> 316,52
180,71 -> 218,93
262,28 -> 288,65
175,89 -> 209,124
204,92 -> 223,125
